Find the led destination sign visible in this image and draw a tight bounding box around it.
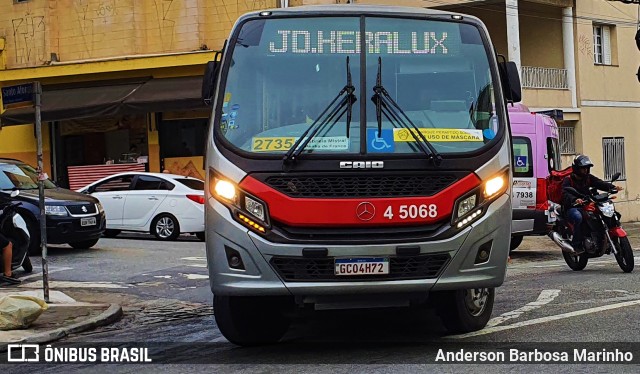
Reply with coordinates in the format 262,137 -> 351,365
268,30 -> 453,55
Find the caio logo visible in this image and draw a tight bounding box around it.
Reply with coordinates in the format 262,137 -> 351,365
339,161 -> 384,169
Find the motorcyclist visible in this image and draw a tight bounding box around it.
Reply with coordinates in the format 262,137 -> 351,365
562,155 -> 623,253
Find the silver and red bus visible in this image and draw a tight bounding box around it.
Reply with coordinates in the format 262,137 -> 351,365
202,5 -> 521,345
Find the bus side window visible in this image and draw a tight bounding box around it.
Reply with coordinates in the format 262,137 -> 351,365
546,137 -> 561,172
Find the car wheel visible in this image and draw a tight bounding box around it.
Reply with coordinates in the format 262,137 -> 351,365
510,235 -> 524,252
68,238 -> 100,249
151,214 -> 180,241
214,295 -> 293,346
103,229 -> 121,238
196,232 -> 206,242
435,288 -> 495,334
22,256 -> 33,273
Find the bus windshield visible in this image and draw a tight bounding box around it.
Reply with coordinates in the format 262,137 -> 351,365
218,16 -> 499,156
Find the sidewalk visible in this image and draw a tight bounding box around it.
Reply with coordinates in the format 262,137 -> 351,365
0,289 -> 122,350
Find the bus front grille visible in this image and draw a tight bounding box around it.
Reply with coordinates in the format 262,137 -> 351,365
269,253 -> 451,282
263,173 -> 459,198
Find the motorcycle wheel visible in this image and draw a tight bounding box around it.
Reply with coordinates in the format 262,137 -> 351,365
614,237 -> 634,273
22,256 -> 33,273
562,251 -> 588,271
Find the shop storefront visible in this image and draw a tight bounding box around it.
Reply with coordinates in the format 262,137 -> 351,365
158,110 -> 209,181
0,76 -> 208,188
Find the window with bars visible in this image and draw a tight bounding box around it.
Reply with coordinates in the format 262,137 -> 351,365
602,137 -> 625,181
558,126 -> 575,154
593,25 -> 612,65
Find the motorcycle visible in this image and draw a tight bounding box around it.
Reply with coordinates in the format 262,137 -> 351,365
547,172 -> 633,273
0,191 -> 33,277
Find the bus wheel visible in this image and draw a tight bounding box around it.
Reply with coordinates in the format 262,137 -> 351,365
214,295 -> 292,346
435,288 -> 494,334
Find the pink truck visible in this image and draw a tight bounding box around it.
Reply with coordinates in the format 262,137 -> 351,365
509,103 -> 563,251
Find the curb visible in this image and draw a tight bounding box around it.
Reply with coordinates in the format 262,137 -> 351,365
0,303 -> 123,351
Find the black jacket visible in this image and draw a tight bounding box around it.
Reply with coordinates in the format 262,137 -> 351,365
562,173 -> 615,209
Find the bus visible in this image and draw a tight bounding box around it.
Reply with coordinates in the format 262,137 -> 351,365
202,5 -> 521,346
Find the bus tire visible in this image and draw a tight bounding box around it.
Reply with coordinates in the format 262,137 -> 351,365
435,288 -> 495,334
214,295 -> 292,346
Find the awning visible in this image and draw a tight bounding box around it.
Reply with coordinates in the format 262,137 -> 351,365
121,76 -> 206,114
0,83 -> 141,126
0,76 -> 206,126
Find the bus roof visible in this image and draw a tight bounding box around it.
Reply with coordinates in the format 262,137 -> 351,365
238,5 -> 483,25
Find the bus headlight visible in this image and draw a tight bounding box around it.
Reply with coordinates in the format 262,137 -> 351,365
484,175 -> 506,198
456,194 -> 477,217
214,179 -> 237,202
245,196 -> 265,221
209,169 -> 270,234
453,169 -> 509,229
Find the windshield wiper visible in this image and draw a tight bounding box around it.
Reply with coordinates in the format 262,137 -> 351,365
282,56 -> 357,166
370,57 -> 442,166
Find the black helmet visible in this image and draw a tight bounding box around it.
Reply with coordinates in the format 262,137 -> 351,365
572,155 -> 594,172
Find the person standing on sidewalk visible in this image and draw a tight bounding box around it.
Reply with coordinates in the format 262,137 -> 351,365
1,234 -> 21,285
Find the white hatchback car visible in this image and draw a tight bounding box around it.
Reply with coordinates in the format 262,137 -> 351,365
78,172 -> 205,241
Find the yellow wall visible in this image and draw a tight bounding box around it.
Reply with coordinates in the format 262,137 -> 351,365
518,2 -> 564,69
574,2 -> 640,103
579,107 -> 640,222
0,0 -> 279,69
0,124 -> 52,176
522,88 -> 573,109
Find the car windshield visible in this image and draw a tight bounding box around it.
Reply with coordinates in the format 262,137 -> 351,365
176,178 -> 204,191
217,16 -> 499,156
0,163 -> 57,190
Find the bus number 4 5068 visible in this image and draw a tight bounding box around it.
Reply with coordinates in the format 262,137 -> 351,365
384,204 -> 438,220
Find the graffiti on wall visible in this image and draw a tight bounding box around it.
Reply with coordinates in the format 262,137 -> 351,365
11,12 -> 46,65
72,0 -> 120,58
153,0 -> 177,51
578,34 -> 592,57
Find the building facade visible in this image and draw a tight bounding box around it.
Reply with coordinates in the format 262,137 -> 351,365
0,0 -> 280,187
2,0 -> 639,220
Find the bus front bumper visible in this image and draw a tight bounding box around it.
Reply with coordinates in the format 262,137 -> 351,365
206,195 -> 511,299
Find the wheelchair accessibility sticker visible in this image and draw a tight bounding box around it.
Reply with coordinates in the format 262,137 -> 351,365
515,156 -> 528,168
367,129 -> 395,153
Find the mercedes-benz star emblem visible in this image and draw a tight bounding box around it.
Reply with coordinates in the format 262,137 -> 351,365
356,202 -> 375,221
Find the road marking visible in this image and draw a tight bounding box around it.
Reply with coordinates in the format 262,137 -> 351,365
154,275 -> 172,279
187,264 -> 207,268
181,257 -> 207,262
19,267 -> 73,281
449,298 -> 640,339
486,289 -> 560,328
19,281 -> 130,289
181,273 -> 209,280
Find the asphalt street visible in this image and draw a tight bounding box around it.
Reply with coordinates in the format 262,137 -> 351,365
5,231 -> 640,372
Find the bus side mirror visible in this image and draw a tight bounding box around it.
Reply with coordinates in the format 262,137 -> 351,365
499,61 -> 522,103
202,60 -> 220,106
